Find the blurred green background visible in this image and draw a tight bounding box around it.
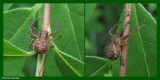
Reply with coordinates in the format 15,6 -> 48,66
85,3 -> 157,57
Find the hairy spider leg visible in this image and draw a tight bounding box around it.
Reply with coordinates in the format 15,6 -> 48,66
49,36 -> 62,49
29,18 -> 41,45
49,36 -> 62,41
109,22 -> 121,36
119,21 -> 130,37
49,20 -> 60,36
29,32 -> 38,38
30,18 -> 39,33
122,24 -> 144,41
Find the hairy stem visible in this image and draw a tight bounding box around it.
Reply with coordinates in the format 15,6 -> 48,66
35,3 -> 51,77
119,3 -> 131,76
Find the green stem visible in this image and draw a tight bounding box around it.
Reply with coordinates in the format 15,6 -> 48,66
35,54 -> 46,76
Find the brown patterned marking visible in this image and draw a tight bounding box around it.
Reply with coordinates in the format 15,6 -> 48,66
33,38 -> 48,54
33,31 -> 49,54
105,43 -> 120,60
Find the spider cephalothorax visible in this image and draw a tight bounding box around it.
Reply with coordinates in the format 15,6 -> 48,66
29,19 -> 61,54
105,22 -> 143,60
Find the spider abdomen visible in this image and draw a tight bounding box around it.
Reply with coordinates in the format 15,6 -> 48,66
33,38 -> 48,54
105,43 -> 120,60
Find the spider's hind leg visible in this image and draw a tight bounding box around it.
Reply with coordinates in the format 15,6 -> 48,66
28,32 -> 38,45
29,32 -> 38,38
109,21 -> 121,36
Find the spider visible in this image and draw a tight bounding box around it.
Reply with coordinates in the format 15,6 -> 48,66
104,21 -> 144,60
29,19 -> 61,54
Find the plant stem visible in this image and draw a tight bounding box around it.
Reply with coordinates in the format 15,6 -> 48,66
35,54 -> 46,76
42,3 -> 51,31
35,3 -> 51,77
119,3 -> 131,76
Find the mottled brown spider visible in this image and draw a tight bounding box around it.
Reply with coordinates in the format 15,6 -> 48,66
29,19 -> 61,54
104,21 -> 143,60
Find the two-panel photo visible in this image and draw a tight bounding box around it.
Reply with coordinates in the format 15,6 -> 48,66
3,3 -> 156,77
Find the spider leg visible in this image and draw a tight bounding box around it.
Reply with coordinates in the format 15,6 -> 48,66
49,36 -> 62,41
109,21 -> 121,36
49,20 -> 60,36
29,38 -> 35,45
122,24 -> 144,41
29,32 -> 38,38
28,31 -> 38,46
120,21 -> 130,37
30,19 -> 39,33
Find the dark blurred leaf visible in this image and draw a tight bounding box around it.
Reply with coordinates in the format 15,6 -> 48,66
85,4 -> 96,22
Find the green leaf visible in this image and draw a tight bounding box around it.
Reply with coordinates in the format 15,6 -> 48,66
53,45 -> 84,76
113,4 -> 157,76
85,56 -> 112,76
3,39 -> 32,76
4,39 -> 35,56
4,4 -> 42,50
3,57 -> 25,76
50,4 -> 84,61
85,4 -> 96,22
44,49 -> 61,76
3,4 -> 42,76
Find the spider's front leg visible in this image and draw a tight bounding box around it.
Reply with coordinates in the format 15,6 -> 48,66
29,19 -> 39,45
30,19 -> 39,34
109,21 -> 121,36
29,32 -> 38,45
29,19 -> 39,37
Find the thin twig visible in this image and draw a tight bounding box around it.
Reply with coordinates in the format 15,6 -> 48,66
119,3 -> 131,76
35,3 -> 51,77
